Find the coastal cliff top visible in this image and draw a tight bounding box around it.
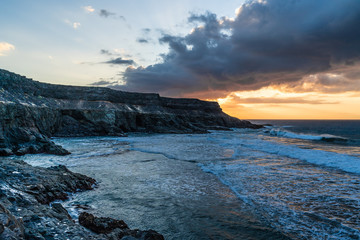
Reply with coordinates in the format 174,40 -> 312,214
0,69 -> 220,111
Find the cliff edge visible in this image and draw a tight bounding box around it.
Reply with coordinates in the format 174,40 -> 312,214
0,69 -> 260,156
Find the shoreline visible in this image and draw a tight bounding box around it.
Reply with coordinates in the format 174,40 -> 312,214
4,125 -> 360,239
0,68 -> 261,157
10,135 -> 292,240
0,157 -> 164,240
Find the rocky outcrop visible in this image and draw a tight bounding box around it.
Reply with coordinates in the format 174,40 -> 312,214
0,158 -> 165,240
0,103 -> 70,156
0,158 -> 99,239
0,69 -> 261,155
78,212 -> 164,240
79,212 -> 129,234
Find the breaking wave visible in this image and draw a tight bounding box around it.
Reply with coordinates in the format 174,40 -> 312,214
266,127 -> 349,143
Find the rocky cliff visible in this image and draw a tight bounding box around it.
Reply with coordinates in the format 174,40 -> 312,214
0,69 -> 260,156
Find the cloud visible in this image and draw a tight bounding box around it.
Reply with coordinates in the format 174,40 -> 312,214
89,79 -> 116,86
136,28 -> 153,44
99,9 -> 125,21
0,42 -> 15,56
137,38 -> 149,44
81,51 -> 134,65
231,96 -> 337,105
280,64 -> 360,93
99,9 -> 115,18
65,20 -> 81,29
118,0 -> 360,97
100,49 -> 133,59
84,6 -> 95,13
100,49 -> 112,55
73,22 -> 81,29
104,57 -> 135,65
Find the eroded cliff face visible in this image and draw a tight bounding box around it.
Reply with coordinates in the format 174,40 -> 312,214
0,69 -> 260,156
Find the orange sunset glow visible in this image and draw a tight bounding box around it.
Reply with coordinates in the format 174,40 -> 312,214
217,87 -> 360,119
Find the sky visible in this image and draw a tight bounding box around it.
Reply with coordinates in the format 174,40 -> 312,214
1,0 -> 360,119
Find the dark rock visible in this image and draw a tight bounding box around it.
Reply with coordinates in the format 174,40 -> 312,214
14,147 -> 30,156
0,159 -> 104,239
112,228 -> 165,240
0,68 -> 261,156
27,164 -> 96,204
123,229 -> 165,240
0,159 -> 96,205
142,230 -> 165,240
0,203 -> 25,239
51,203 -> 72,221
79,212 -> 128,234
0,148 -> 12,156
43,142 -> 70,155
23,229 -> 46,240
79,212 -> 165,240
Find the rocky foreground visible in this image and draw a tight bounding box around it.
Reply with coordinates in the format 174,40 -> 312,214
0,69 -> 260,156
0,158 -> 164,240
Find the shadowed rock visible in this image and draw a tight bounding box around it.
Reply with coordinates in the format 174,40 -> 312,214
0,153 -> 166,239
0,203 -> 25,240
79,212 -> 165,240
0,158 -> 103,239
0,160 -> 95,204
79,212 -> 129,234
0,68 -> 261,156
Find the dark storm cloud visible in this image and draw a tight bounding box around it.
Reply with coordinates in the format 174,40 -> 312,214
119,0 -> 360,97
282,64 -> 360,93
104,57 -> 135,65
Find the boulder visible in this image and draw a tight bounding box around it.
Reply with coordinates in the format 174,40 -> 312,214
79,212 -> 128,234
79,212 -> 165,240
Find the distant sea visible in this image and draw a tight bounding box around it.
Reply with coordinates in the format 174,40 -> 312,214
15,120 -> 360,239
252,119 -> 360,146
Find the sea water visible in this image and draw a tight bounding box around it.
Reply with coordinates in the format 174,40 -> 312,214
16,120 -> 360,239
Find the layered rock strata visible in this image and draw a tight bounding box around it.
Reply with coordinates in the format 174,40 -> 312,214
0,69 -> 260,155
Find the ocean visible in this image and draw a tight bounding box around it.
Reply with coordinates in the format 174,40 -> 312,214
15,120 -> 360,239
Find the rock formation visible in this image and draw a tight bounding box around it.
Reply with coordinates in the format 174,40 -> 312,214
0,158 -> 164,239
0,69 -> 260,156
78,212 -> 164,240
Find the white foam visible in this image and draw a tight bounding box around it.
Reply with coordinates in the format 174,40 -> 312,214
224,134 -> 360,174
15,131 -> 360,239
268,128 -> 348,142
199,163 -> 252,205
126,131 -> 360,174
